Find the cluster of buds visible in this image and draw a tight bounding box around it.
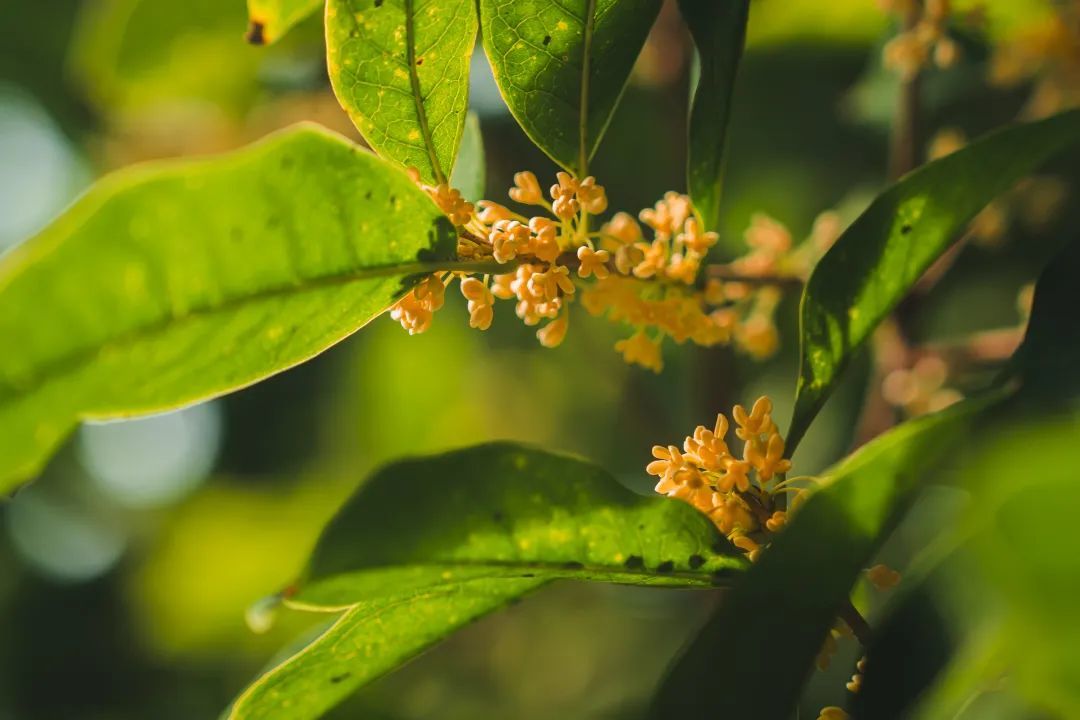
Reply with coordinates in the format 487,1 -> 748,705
881,354 -> 963,418
390,168 -> 825,371
645,397 -> 798,561
388,274 -> 445,335
880,0 -> 960,79
990,0 -> 1080,119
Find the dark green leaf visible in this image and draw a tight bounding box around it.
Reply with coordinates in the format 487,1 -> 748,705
854,567 -> 960,720
649,395 -> 1002,720
326,0 -> 477,184
677,0 -> 749,232
478,0 -> 663,174
290,442 -> 747,609
246,0 -> 323,45
449,110 -> 485,202
0,124 -> 458,493
789,109 -> 1080,450
1011,235 -> 1080,405
229,579 -> 542,720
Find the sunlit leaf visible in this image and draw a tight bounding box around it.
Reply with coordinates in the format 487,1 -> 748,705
449,111 -> 485,202
289,442 -> 747,609
246,0 -> 323,45
479,0 -> 663,174
229,579 -> 543,720
325,0 -> 477,184
677,0 -> 749,232
72,0 -> 265,114
0,124 -> 459,493
788,109 -> 1080,450
649,395 -> 1003,720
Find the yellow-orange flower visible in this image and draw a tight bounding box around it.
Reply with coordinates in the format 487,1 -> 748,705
615,331 -> 663,372
867,563 -> 902,591
536,310 -> 569,348
577,246 -> 611,279
509,171 -> 544,205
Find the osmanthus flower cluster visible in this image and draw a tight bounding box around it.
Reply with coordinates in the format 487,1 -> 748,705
388,169 -> 832,372
880,0 -> 962,78
645,396 -> 905,720
644,396 -> 796,559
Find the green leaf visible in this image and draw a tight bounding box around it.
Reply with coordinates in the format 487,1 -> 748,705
788,109 -> 1080,450
649,395 -> 1003,720
449,111 -> 485,202
479,0 -> 663,174
325,0 -> 477,184
289,442 -> 747,609
1011,236 -> 1080,404
72,0 -> 265,115
853,565 -> 963,720
229,579 -> 543,720
246,0 -> 323,45
677,0 -> 749,232
0,124 -> 458,494
954,419 -> 1080,717
231,442 -> 746,718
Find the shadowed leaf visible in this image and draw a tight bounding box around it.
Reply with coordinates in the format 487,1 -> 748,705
677,0 -> 749,232
650,395 -> 1003,720
449,110 -> 485,202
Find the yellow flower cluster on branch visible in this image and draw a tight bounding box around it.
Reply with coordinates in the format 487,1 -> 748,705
389,168 -> 824,371
990,0 -> 1080,119
645,396 -> 802,560
880,0 -> 960,79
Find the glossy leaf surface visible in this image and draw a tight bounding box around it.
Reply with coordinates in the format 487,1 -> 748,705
678,0 -> 749,232
789,109 -> 1080,450
479,0 -> 662,174
291,442 -> 747,609
0,125 -> 456,493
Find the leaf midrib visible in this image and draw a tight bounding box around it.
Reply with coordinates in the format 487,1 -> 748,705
577,0 -> 597,174
301,556 -> 746,597
0,258 -> 501,405
405,0 -> 446,183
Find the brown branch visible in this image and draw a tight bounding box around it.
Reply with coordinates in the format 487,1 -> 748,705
840,600 -> 873,647
706,265 -> 804,288
888,4 -> 923,180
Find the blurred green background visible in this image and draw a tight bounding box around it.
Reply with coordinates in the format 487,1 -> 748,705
1,0 -> 1077,718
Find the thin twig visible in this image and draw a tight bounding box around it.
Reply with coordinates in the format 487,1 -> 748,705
840,600 -> 873,647
854,0 -> 925,447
